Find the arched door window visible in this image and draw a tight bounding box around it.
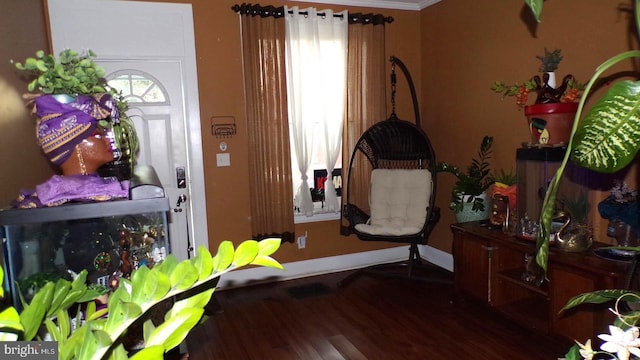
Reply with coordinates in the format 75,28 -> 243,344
107,70 -> 170,105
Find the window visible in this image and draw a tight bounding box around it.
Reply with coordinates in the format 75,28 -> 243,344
107,70 -> 169,105
285,7 -> 348,223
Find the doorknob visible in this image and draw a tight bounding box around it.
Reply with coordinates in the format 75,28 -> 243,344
174,194 -> 187,212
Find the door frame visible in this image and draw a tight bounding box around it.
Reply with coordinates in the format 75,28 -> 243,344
45,0 -> 209,258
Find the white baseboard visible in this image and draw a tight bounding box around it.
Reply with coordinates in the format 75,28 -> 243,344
217,244 -> 453,289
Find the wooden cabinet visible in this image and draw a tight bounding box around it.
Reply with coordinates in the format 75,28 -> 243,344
451,222 -> 629,342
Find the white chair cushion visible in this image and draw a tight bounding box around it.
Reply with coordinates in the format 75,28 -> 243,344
354,169 -> 431,236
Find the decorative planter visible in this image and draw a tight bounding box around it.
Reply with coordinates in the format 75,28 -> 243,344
524,102 -> 578,146
454,193 -> 491,223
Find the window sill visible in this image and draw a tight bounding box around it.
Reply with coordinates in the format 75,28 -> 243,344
294,211 -> 341,224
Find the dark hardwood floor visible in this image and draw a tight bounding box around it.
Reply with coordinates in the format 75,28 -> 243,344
185,263 -> 571,359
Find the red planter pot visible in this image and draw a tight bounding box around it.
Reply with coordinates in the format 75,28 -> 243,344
524,102 -> 578,146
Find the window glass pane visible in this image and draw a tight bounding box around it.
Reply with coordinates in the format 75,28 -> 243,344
107,72 -> 168,104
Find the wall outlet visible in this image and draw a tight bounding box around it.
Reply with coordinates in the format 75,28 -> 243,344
297,235 -> 306,249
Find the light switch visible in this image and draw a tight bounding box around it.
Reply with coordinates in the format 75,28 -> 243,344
216,153 -> 231,167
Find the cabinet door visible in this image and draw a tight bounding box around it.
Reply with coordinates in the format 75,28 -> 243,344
549,265 -> 618,343
453,230 -> 491,302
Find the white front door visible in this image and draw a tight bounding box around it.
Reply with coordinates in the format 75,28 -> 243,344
46,0 -> 208,261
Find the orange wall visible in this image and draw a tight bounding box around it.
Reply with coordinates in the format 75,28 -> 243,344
1,0 -> 635,264
190,0 -> 422,263
421,0 -> 636,250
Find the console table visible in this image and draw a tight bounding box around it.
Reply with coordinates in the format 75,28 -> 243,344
451,221 -> 630,343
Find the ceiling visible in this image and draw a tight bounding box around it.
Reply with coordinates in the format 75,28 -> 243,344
290,0 -> 442,11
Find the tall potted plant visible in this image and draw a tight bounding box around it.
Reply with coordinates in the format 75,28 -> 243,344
14,49 -> 138,180
437,136 -> 494,223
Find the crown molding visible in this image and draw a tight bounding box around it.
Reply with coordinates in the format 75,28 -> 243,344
288,0 -> 442,11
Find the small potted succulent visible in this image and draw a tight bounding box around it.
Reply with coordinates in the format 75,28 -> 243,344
490,48 -> 583,146
437,136 -> 494,223
14,49 -> 138,180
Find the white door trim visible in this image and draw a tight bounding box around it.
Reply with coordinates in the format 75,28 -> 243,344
46,0 -> 209,258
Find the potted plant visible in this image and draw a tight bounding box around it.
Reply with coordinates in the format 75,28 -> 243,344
14,49 -> 138,180
491,48 -> 583,146
437,135 -> 494,223
0,238 -> 283,359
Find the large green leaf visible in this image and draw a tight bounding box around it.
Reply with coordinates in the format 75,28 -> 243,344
20,281 -> 55,340
145,308 -> 204,351
131,266 -> 171,305
56,288 -> 88,316
129,345 -> 164,360
525,0 -> 543,22
44,318 -> 62,342
258,238 -> 281,257
251,255 -> 284,269
191,246 -> 214,281
47,280 -> 72,317
169,261 -> 199,291
154,255 -> 179,277
233,240 -> 259,267
104,302 -> 142,335
168,289 -> 215,318
77,328 -> 111,360
0,307 -> 23,333
560,289 -> 635,313
212,241 -> 234,272
572,80 -> 640,173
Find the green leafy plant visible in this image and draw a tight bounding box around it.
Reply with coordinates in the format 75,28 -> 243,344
14,49 -> 108,95
558,191 -> 590,224
523,0 -> 640,275
0,238 -> 283,359
491,168 -> 517,186
491,48 -> 583,109
559,290 -> 640,360
537,48 -> 563,73
14,49 -> 139,176
437,136 -> 494,213
522,1 -> 640,358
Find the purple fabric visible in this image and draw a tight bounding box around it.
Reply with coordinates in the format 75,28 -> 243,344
11,175 -> 130,208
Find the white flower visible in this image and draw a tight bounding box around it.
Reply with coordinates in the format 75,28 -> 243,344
598,325 -> 640,360
575,339 -> 594,360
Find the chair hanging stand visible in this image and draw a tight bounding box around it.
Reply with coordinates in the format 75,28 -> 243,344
339,56 -> 451,286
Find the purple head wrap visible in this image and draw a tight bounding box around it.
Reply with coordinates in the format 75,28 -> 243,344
34,94 -> 119,166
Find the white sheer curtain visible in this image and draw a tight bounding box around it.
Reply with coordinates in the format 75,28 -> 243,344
285,6 -> 348,216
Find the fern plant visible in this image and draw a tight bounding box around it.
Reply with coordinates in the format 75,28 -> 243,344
437,136 -> 494,213
0,239 -> 283,359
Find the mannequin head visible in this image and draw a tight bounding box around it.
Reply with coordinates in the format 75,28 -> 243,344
58,127 -> 114,176
34,94 -> 116,175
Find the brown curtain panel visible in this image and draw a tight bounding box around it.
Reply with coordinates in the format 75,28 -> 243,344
340,19 -> 388,234
240,12 -> 295,242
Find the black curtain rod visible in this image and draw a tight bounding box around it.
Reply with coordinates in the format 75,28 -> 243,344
231,3 -> 394,25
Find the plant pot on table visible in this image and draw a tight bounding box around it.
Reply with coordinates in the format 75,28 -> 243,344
524,102 -> 578,146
